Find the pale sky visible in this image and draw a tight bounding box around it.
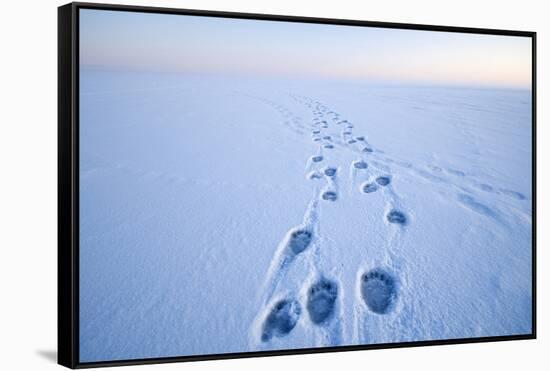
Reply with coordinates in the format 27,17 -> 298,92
80,9 -> 532,89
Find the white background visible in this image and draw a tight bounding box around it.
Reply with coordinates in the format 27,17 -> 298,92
0,0 -> 546,369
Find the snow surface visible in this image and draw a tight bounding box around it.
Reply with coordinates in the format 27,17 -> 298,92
79,69 -> 532,362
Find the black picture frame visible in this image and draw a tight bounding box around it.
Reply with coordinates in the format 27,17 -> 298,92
58,2 -> 537,368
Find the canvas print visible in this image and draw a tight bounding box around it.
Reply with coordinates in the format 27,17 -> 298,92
78,8 -> 533,363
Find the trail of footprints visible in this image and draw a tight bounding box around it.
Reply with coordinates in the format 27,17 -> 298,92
256,95 -> 406,345
261,277 -> 339,342
247,92 -> 527,209
256,93 -> 526,345
302,96 -> 408,226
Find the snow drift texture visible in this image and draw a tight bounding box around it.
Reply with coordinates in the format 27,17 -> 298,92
79,70 -> 532,362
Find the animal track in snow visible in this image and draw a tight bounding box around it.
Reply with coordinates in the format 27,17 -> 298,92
376,176 -> 391,186
353,160 -> 368,169
386,210 -> 407,225
500,189 -> 526,200
457,194 -> 498,220
445,168 -> 466,177
311,155 -> 323,163
322,191 -> 338,201
308,171 -> 323,180
307,278 -> 338,325
474,183 -> 526,200
420,162 -> 527,202
323,167 -> 337,177
361,182 -> 378,193
287,229 -> 313,255
261,299 -> 302,341
476,183 -> 494,192
360,268 -> 397,314
427,164 -> 443,172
